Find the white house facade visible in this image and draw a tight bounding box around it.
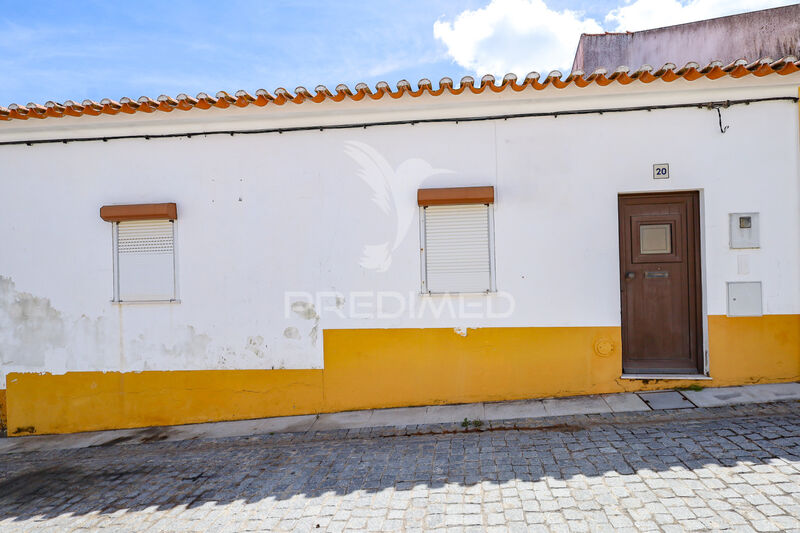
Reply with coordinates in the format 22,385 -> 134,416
1,59 -> 799,435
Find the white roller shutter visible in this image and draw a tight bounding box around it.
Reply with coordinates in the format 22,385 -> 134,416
115,220 -> 176,301
422,204 -> 493,293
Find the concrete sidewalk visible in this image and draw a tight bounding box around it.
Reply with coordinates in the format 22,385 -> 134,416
1,382 -> 798,455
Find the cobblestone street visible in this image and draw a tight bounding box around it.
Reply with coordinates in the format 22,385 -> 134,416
1,402 -> 800,532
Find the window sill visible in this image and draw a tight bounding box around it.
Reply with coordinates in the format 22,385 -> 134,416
111,299 -> 181,305
421,291 -> 496,296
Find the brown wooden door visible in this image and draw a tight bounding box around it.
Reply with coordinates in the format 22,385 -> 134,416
618,192 -> 703,374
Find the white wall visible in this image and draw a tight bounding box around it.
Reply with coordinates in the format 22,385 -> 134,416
1,77 -> 798,386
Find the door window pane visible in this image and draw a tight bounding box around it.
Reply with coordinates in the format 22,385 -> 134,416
640,224 -> 672,254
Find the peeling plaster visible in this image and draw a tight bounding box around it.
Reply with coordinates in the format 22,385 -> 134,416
291,301 -> 321,346
218,346 -> 237,368
68,314 -> 109,371
283,327 -> 301,340
245,335 -> 267,358
0,276 -> 65,366
167,326 -> 213,360
129,324 -> 214,369
0,275 -> 295,383
290,301 -> 318,320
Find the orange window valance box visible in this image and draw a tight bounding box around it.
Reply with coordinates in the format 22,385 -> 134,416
417,186 -> 494,206
99,203 -> 178,222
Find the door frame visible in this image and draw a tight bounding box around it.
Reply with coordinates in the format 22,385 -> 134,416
617,190 -> 706,376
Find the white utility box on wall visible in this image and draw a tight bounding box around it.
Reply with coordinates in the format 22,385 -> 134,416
729,213 -> 760,248
727,281 -> 763,317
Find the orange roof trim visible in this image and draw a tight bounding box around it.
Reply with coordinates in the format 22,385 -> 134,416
2,57 -> 798,123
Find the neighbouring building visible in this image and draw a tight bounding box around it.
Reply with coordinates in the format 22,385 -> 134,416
572,4 -> 800,75
1,50 -> 799,435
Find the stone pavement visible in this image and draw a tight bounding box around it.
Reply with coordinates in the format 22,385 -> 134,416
1,401 -> 800,532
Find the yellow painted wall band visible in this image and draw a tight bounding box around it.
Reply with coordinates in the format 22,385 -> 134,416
6,315 -> 800,435
0,389 -> 7,432
7,370 -> 323,435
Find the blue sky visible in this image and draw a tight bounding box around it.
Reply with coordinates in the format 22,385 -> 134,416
0,0 -> 793,106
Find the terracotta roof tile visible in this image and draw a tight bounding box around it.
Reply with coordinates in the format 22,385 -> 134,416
2,58 -> 799,123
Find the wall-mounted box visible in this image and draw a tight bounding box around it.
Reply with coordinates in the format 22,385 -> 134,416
729,212 -> 759,248
727,281 -> 762,317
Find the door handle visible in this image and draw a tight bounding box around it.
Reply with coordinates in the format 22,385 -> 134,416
625,272 -> 635,280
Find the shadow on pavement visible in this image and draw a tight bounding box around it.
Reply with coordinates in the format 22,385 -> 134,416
1,402 -> 798,525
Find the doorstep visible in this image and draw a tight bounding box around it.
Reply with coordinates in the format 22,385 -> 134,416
1,382 -> 798,455
620,374 -> 713,380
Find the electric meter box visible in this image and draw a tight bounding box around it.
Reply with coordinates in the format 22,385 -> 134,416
729,213 -> 760,249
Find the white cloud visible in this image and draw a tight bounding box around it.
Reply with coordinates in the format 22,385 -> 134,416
434,0 -> 796,76
433,0 -> 602,77
607,0 -> 797,32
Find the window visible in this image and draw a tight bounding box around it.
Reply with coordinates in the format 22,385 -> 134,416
100,203 -> 178,302
639,223 -> 672,254
418,187 -> 495,294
